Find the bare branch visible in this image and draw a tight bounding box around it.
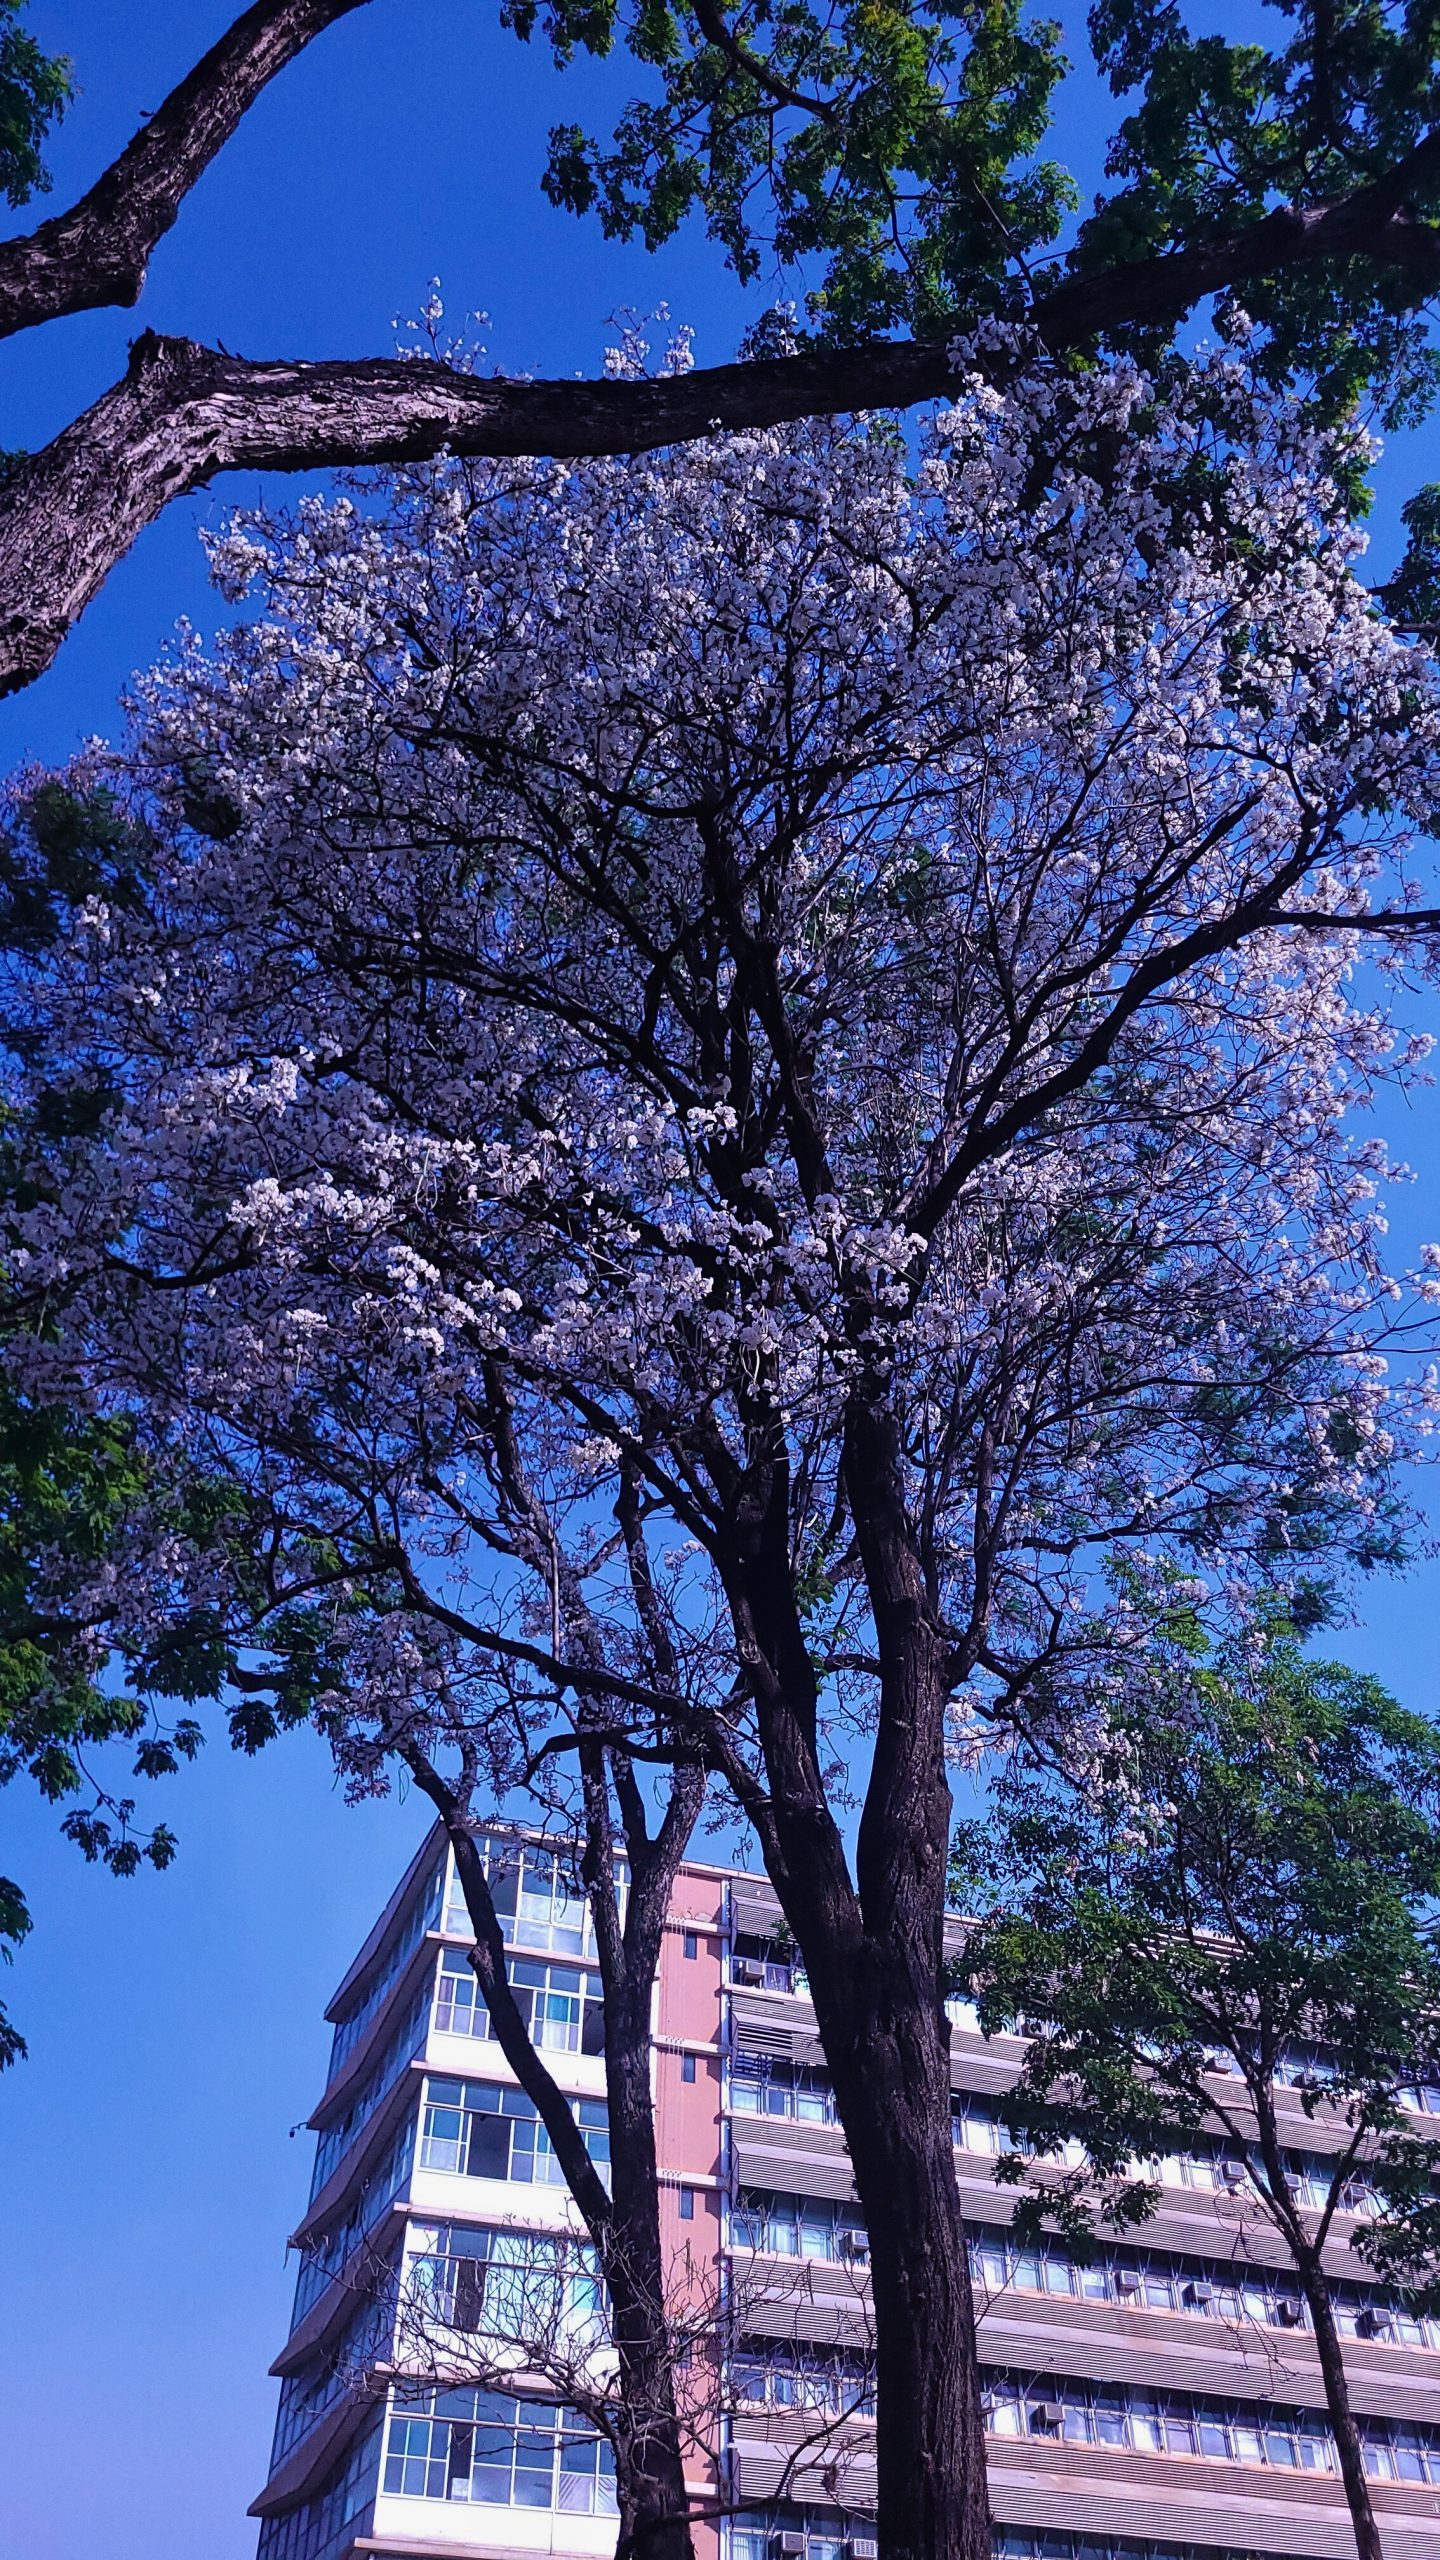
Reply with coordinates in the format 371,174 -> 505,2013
394,1739 -> 616,2243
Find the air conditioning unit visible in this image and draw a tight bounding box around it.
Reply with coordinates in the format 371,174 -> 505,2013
1356,2306 -> 1393,2341
1030,2400 -> 1065,2433
734,1960 -> 766,1987
1182,2282 -> 1214,2308
1275,2299 -> 1303,2328
848,2537 -> 880,2559
1217,2162 -> 1247,2189
771,2535 -> 807,2557
1113,2270 -> 1141,2297
839,2232 -> 871,2266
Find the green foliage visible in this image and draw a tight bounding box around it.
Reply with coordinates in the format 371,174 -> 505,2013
0,1374 -> 196,2064
1077,0 -> 1440,423
0,780 -> 285,2064
1383,479 -> 1440,631
532,0 -> 1074,341
523,0 -> 1440,418
0,1 -> 72,208
954,1617 -> 1440,2303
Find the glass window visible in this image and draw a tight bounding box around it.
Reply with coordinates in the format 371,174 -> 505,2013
434,1947 -> 603,2055
330,1863 -> 445,2077
445,1838 -> 602,1957
732,2052 -> 835,2121
418,2078 -> 609,2186
383,2391 -> 616,2515
312,1981 -> 429,2196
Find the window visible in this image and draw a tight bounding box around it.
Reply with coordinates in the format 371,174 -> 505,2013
329,1861 -> 445,2077
682,2052 -> 697,2084
731,2346 -> 875,2417
977,2373 -> 1440,2482
273,2290 -> 396,2463
294,2115 -> 416,2321
445,1838 -> 602,1956
953,2103 -> 1374,2220
731,2051 -> 835,2123
312,1983 -> 428,2195
732,1930 -> 807,1993
434,1948 -> 604,2055
952,2095 -> 1006,2155
733,2521 -> 1288,2560
729,2512 -> 849,2560
966,2233 -> 1416,2345
683,1932 -> 698,1960
383,2391 -> 617,2515
257,2418 -> 383,2560
404,2224 -> 604,2358
679,2187 -> 696,2221
418,2078 -> 610,2186
732,2189 -> 868,2262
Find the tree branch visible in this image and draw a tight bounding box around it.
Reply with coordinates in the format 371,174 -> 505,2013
689,0 -> 839,123
396,1737 -> 616,2243
5,117 -> 1440,692
0,0 -> 374,340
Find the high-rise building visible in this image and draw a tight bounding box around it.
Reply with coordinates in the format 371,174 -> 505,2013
252,1829 -> 1440,2560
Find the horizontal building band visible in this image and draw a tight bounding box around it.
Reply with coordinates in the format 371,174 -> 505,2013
733,2443 -> 1440,2560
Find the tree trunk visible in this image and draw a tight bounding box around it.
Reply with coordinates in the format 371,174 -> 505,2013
604,1987 -> 696,2560
579,1730 -> 705,2560
1296,2247 -> 1383,2560
816,1933 -> 990,2560
728,1401 -> 992,2560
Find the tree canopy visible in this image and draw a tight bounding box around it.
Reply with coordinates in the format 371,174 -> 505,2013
9,347 -> 1440,2558
8,1 -> 1440,687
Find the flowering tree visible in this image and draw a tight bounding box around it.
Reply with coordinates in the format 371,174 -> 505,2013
10,341 -> 1440,2560
0,768 -> 709,2560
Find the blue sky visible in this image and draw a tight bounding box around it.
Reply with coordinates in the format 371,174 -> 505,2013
3,7 -> 1440,2556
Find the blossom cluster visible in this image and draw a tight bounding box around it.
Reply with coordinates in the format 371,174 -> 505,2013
10,346 -> 1440,1769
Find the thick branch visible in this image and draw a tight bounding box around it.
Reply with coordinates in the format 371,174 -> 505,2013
398,1740 -> 616,2243
5,130 -> 1440,692
0,0 -> 373,340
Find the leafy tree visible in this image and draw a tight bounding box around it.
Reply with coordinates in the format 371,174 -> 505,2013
0,0 -> 71,207
0,779 -> 716,2560
0,1380 -> 202,2064
0,782 -> 229,2064
957,1617 -> 1440,2560
11,353 -> 1440,2560
9,1 -> 1440,685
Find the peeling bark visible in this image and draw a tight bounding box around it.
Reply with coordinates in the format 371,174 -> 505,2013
5,151 -> 1440,691
1,0 -> 1439,691
0,0 -> 374,339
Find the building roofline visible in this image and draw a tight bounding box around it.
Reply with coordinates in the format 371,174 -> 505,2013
326,1824 -> 448,2023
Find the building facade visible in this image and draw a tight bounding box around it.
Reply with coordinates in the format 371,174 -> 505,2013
252,1831 -> 1440,2560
